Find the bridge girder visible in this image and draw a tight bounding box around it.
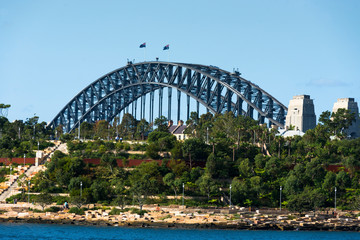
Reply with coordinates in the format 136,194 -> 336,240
48,62 -> 288,132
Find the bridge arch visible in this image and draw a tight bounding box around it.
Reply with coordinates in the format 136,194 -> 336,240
48,61 -> 288,132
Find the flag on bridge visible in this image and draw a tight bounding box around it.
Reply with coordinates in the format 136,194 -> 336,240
139,42 -> 146,48
163,44 -> 169,50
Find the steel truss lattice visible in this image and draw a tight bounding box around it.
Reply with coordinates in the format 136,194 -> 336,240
48,61 -> 288,132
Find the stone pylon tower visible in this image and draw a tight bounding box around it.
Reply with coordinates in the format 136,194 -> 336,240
332,98 -> 360,138
285,95 -> 316,132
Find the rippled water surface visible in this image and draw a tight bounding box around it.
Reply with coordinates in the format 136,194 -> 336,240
0,223 -> 360,240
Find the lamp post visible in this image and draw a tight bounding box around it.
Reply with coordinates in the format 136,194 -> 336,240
229,184 -> 232,209
80,181 -> 83,198
37,141 -> 39,151
10,165 -> 12,181
280,186 -> 282,211
28,180 -> 30,204
182,183 -> 184,206
23,154 -> 26,167
334,187 -> 337,212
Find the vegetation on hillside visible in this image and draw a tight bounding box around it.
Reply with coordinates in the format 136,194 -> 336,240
1,103 -> 360,213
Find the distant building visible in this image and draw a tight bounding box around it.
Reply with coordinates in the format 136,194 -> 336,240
285,95 -> 316,132
168,120 -> 188,141
277,129 -> 305,138
332,98 -> 360,138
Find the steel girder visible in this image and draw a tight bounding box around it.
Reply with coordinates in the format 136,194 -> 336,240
48,61 -> 288,132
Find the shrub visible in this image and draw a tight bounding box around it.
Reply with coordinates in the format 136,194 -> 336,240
30,208 -> 43,213
128,154 -> 145,160
109,207 -> 122,215
5,193 -> 24,203
53,195 -> 69,205
123,143 -> 131,151
131,143 -> 147,151
130,208 -> 148,215
45,206 -> 61,212
69,207 -> 85,215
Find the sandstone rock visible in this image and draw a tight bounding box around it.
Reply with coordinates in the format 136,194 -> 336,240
17,212 -> 29,218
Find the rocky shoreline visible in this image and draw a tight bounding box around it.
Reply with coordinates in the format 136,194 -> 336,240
1,204 -> 360,231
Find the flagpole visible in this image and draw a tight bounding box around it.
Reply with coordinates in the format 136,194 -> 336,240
144,47 -> 146,62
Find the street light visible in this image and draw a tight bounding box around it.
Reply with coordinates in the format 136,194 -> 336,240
280,186 -> 282,211
28,180 -> 31,204
37,141 -> 39,151
229,184 -> 232,209
80,181 -> 83,197
182,183 -> 184,206
23,153 -> 26,167
334,187 -> 337,212
9,165 -> 12,181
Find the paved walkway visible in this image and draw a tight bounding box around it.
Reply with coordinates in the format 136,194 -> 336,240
0,142 -> 62,202
0,165 -> 43,202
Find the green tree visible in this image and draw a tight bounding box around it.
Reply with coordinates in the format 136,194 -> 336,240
196,174 -> 218,200
129,161 -> 162,211
231,178 -> 249,205
319,109 -> 356,139
129,172 -> 156,211
111,179 -> 128,210
146,143 -> 161,159
135,119 -> 151,140
101,153 -> 117,173
322,171 -> 336,193
90,180 -> 111,202
154,116 -> 168,132
287,188 -> 326,213
238,158 -> 253,178
34,193 -> 53,211
182,138 -> 209,169
163,172 -> 182,201
119,113 -> 137,139
70,195 -> 85,209
94,120 -> 110,139
0,103 -> 11,117
80,122 -> 94,139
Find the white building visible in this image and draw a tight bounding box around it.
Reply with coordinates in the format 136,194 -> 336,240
332,98 -> 360,138
285,95 -> 316,132
168,120 -> 188,141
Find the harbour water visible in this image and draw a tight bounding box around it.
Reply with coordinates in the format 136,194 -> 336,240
0,223 -> 360,240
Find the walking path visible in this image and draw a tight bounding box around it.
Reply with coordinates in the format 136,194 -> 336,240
0,165 -> 43,202
0,141 -> 63,202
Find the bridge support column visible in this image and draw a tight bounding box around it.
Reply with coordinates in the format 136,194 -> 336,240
168,87 -> 172,121
140,95 -> 144,119
177,90 -> 181,122
142,95 -> 146,120
150,90 -> 154,124
187,95 -> 190,121
159,88 -> 163,118
197,101 -> 199,117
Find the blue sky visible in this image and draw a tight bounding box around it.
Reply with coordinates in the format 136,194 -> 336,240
0,0 -> 359,124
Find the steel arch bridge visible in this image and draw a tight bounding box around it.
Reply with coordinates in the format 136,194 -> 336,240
48,61 -> 288,132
